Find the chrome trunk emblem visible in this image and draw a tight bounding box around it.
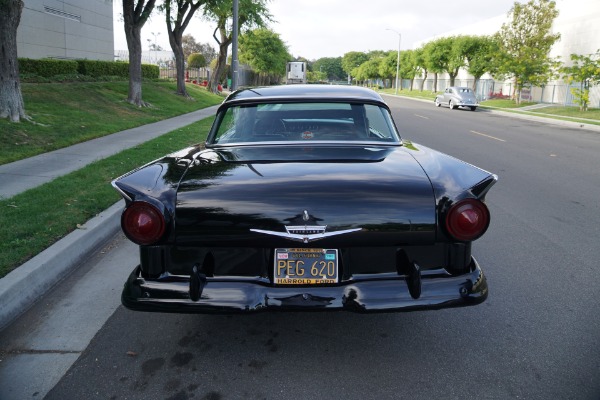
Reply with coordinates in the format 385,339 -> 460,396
250,211 -> 361,243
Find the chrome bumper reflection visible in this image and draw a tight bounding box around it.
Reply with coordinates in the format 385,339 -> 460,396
122,258 -> 488,313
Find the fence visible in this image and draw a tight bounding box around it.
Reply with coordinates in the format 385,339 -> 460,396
406,78 -> 600,109
159,67 -> 210,81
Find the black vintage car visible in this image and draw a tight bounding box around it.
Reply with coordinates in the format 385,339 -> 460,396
112,85 -> 497,313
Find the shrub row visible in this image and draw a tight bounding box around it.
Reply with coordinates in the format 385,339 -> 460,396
18,58 -> 159,79
18,58 -> 78,77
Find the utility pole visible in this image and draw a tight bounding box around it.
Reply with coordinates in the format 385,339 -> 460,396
386,29 -> 401,95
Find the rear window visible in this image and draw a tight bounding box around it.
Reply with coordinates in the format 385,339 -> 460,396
209,102 -> 400,145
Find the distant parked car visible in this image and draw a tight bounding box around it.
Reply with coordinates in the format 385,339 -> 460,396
435,87 -> 479,111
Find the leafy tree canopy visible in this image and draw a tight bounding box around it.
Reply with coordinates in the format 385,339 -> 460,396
312,57 -> 344,81
187,52 -> 207,68
239,28 -> 290,76
341,51 -> 369,77
495,0 -> 561,99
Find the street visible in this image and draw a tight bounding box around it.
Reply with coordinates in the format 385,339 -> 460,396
1,96 -> 599,400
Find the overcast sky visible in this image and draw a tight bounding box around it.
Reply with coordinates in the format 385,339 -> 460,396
113,0 -> 519,60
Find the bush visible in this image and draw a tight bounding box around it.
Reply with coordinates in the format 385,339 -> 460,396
188,53 -> 207,68
19,58 -> 78,77
77,60 -> 158,79
18,58 -> 160,81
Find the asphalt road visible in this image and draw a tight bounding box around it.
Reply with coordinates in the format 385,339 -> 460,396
3,96 -> 600,400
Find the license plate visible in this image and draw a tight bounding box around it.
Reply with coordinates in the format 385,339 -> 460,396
274,248 -> 338,285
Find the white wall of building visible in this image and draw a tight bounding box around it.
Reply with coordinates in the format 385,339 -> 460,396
414,0 -> 600,103
416,0 -> 600,65
17,0 -> 114,61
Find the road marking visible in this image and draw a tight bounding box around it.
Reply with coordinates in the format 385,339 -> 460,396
469,130 -> 506,142
414,114 -> 429,120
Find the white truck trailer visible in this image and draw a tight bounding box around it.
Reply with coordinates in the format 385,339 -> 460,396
286,61 -> 307,84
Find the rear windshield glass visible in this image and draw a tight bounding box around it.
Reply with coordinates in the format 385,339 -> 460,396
209,102 -> 401,145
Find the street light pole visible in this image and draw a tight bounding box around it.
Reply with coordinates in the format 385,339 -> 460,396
386,29 -> 401,95
231,0 -> 239,91
151,32 -> 160,64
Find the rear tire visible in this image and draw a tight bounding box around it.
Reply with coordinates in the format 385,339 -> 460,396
435,98 -> 441,107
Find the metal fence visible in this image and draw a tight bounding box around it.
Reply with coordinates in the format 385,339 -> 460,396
159,67 -> 210,81
406,78 -> 600,109
157,65 -> 257,88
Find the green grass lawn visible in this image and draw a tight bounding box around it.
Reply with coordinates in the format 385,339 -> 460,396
0,117 -> 214,278
0,81 -> 223,165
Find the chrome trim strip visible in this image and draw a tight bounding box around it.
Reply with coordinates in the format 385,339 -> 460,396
250,228 -> 361,243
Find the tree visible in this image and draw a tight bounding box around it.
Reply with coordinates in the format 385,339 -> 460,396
355,57 -> 383,87
163,0 -> 207,97
239,28 -> 290,85
122,0 -> 156,107
379,51 -> 398,88
0,0 -> 26,122
445,37 -> 466,87
147,40 -> 163,51
423,38 -> 452,92
561,50 -> 600,111
312,57 -> 344,81
182,34 -> 216,64
458,35 -> 497,91
495,0 -> 561,103
399,50 -> 421,91
341,51 -> 369,83
188,52 -> 207,68
204,0 -> 271,93
413,47 -> 429,92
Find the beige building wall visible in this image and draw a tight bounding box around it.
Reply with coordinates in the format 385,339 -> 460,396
17,0 -> 114,61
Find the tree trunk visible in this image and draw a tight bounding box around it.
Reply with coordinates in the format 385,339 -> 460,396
123,0 -> 156,107
419,71 -> 428,92
472,77 -> 480,92
0,0 -> 26,122
433,72 -> 438,92
512,77 -> 519,104
124,24 -> 145,106
168,31 -> 188,97
209,40 -> 230,94
164,1 -> 204,97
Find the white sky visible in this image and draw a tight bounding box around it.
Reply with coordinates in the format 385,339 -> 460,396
113,0 -> 518,60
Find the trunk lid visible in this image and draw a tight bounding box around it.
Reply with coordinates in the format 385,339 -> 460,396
174,145 -> 437,247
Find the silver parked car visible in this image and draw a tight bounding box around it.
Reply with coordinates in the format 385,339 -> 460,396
435,87 -> 479,111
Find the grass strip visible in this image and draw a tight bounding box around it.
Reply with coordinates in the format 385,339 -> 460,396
1,81 -> 223,165
0,117 -> 214,278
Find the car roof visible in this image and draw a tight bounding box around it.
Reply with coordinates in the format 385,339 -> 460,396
223,84 -> 385,105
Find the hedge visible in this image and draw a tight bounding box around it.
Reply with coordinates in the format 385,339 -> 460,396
18,58 -> 160,79
18,58 -> 78,77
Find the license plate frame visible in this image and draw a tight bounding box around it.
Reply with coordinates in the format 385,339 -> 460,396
274,248 -> 338,285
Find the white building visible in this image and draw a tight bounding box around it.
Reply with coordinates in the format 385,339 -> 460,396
415,0 -> 600,105
17,0 -> 114,61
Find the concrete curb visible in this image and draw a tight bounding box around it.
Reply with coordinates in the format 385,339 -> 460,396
0,201 -> 124,331
381,93 -> 600,133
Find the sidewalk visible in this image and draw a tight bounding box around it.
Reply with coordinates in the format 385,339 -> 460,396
0,105 -> 219,330
0,105 -> 220,199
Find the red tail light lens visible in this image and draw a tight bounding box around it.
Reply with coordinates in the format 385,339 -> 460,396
445,199 -> 490,242
122,202 -> 166,245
